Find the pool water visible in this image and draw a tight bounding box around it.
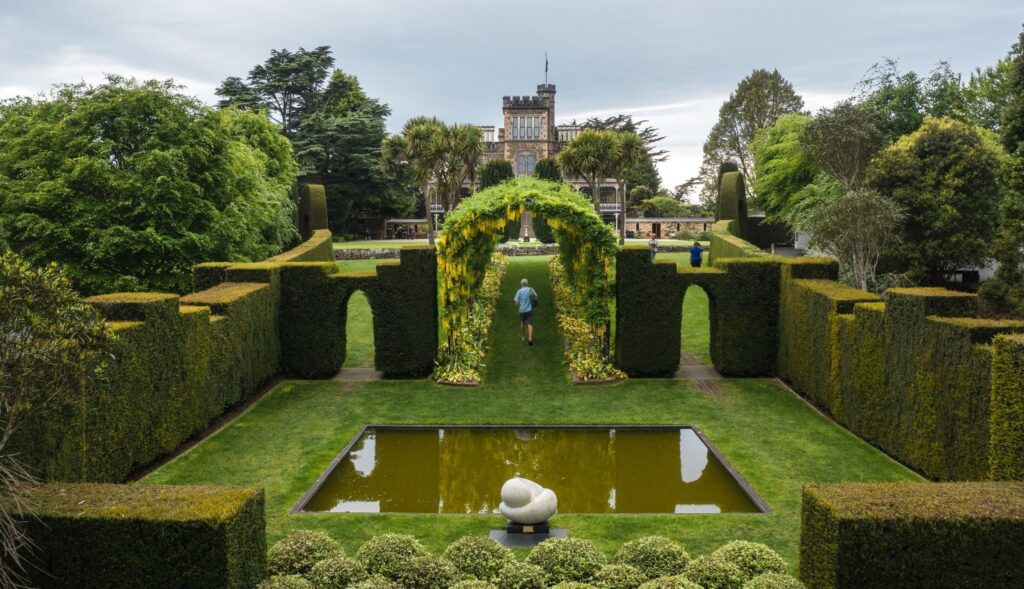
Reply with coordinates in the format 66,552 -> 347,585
298,426 -> 764,514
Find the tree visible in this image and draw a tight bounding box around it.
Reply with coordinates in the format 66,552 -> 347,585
534,157 -> 561,182
627,185 -> 654,214
640,196 -> 688,218
0,77 -> 298,294
479,159 -> 515,189
750,113 -> 816,217
800,100 -> 885,191
699,69 -> 805,205
798,189 -> 904,291
867,117 -> 1003,284
0,251 -> 114,586
558,130 -> 620,206
583,114 -> 666,192
218,47 -> 405,233
609,132 -> 646,243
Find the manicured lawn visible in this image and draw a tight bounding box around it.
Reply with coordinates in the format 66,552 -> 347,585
334,239 -> 428,249
145,257 -> 917,567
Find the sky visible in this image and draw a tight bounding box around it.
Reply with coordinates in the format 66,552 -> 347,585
1,1 -> 1021,190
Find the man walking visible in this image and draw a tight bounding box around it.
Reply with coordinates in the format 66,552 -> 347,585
514,278 -> 537,346
648,235 -> 659,261
690,241 -> 707,268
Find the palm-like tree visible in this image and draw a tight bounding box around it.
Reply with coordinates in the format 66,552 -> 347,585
381,117 -> 445,244
558,130 -> 620,207
432,124 -> 484,212
610,132 -> 646,244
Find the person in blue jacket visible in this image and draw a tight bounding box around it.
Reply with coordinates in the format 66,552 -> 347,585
690,241 -> 707,268
513,278 -> 537,345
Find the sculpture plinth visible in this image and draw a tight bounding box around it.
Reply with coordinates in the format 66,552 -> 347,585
491,477 -> 566,547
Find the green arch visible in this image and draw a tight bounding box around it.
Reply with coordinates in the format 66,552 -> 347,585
437,177 -> 618,353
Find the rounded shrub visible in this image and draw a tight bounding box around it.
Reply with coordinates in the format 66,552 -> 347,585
267,530 -> 344,577
593,564 -> 648,589
526,537 -> 606,584
614,536 -> 690,579
452,581 -> 499,589
349,576 -> 402,589
681,556 -> 745,589
395,555 -> 459,589
743,573 -> 806,589
495,561 -> 547,589
549,584 -> 598,589
258,575 -> 315,589
710,541 -> 787,581
638,577 -> 702,589
356,534 -> 429,579
307,555 -> 368,588
443,536 -> 515,581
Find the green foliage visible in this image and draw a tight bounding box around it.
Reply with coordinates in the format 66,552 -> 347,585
526,537 -> 607,584
442,536 -> 514,582
349,576 -> 402,589
12,483 -> 265,589
559,130 -> 621,203
479,159 -> 515,190
637,577 -> 702,589
709,541 -> 787,581
800,482 -> 1024,589
681,556 -> 745,589
990,334 -> 1024,479
308,556 -> 368,589
385,118 -> 484,213
395,556 -> 458,589
867,116 -> 1003,283
533,214 -> 555,243
496,562 -> 547,589
259,575 -> 315,589
742,573 -> 804,589
0,76 -> 299,294
534,157 -> 562,182
452,581 -> 498,589
750,114 -> 816,217
550,584 -> 598,589
267,530 -> 344,577
593,564 -> 648,589
355,534 -> 429,580
640,196 -> 688,218
550,257 -> 625,381
614,536 -> 691,579
434,253 -> 507,383
799,100 -> 884,191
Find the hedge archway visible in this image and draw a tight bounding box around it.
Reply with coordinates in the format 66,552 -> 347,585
437,177 -> 618,355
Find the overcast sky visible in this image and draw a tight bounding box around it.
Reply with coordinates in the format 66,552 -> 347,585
1,1 -> 1021,189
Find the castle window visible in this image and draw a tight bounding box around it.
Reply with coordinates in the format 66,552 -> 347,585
516,154 -> 538,175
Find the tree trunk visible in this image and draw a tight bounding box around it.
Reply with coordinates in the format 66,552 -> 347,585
619,180 -> 627,245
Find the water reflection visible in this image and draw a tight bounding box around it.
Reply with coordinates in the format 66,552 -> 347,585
302,427 -> 759,514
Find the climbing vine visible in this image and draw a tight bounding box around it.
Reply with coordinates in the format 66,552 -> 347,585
436,178 -> 618,378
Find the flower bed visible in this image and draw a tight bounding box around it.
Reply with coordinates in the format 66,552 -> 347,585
549,257 -> 625,383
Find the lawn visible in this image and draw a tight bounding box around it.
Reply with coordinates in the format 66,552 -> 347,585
145,256 -> 917,567
334,239 -> 428,249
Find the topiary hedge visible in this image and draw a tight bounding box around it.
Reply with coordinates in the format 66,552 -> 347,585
269,228 -> 335,263
526,537 -> 606,585
267,530 -> 344,577
800,482 -> 1024,589
991,333 -> 1024,479
614,536 -> 690,579
11,483 -> 265,589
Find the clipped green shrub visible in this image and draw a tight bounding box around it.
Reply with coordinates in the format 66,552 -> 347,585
495,561 -> 547,589
614,536 -> 690,579
709,541 -> 786,581
526,537 -> 606,584
549,584 -> 598,589
356,534 -> 429,580
990,333 -> 1024,480
801,482 -> 1024,589
533,213 -> 555,243
452,581 -> 498,589
308,555 -> 368,588
371,247 -> 439,376
11,483 -> 265,589
638,577 -> 702,589
593,564 -> 648,589
443,536 -> 515,581
743,573 -> 805,589
258,575 -> 315,589
267,530 -> 344,577
395,555 -> 458,589
349,576 -> 402,589
681,556 -> 745,589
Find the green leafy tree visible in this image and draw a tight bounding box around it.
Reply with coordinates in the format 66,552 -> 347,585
0,252 -> 114,586
478,159 -> 515,189
867,117 -> 1003,284
640,196 -> 688,218
609,132 -> 647,243
534,157 -> 561,182
583,114 -> 665,191
798,189 -> 904,291
559,129 -> 620,206
699,69 -> 805,204
218,47 -> 406,233
627,185 -> 654,214
0,77 -> 298,294
800,100 -> 885,191
962,50 -> 1020,132
750,113 -> 816,217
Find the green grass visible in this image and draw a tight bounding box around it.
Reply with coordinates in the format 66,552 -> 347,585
333,240 -> 426,249
345,292 -> 374,367
145,257 -> 918,567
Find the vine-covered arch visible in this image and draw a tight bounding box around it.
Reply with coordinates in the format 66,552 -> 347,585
437,177 -> 618,353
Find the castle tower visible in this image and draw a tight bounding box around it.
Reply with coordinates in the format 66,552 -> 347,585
502,84 -> 557,176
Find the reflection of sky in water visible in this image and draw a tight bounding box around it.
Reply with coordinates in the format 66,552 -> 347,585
350,432 -> 377,477
329,500 -> 380,513
674,504 -> 721,514
679,428 -> 709,483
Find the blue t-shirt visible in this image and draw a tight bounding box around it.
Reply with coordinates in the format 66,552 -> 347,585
514,287 -> 534,313
690,246 -> 704,261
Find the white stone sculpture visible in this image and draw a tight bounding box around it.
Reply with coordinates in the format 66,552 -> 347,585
499,477 -> 557,524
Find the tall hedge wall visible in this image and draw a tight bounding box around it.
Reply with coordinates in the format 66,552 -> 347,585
616,247 -> 686,375
12,483 -> 265,589
267,228 -> 334,263
800,482 -> 1024,588
990,333 -> 1024,480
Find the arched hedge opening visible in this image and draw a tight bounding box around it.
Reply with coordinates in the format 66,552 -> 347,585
437,178 -> 618,367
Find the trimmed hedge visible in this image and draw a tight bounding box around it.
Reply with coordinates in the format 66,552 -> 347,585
297,184 -> 329,241
268,228 -> 335,263
800,482 -> 1024,588
12,483 -> 265,589
991,333 -> 1024,479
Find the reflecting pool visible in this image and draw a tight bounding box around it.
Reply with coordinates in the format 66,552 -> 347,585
298,426 -> 764,514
